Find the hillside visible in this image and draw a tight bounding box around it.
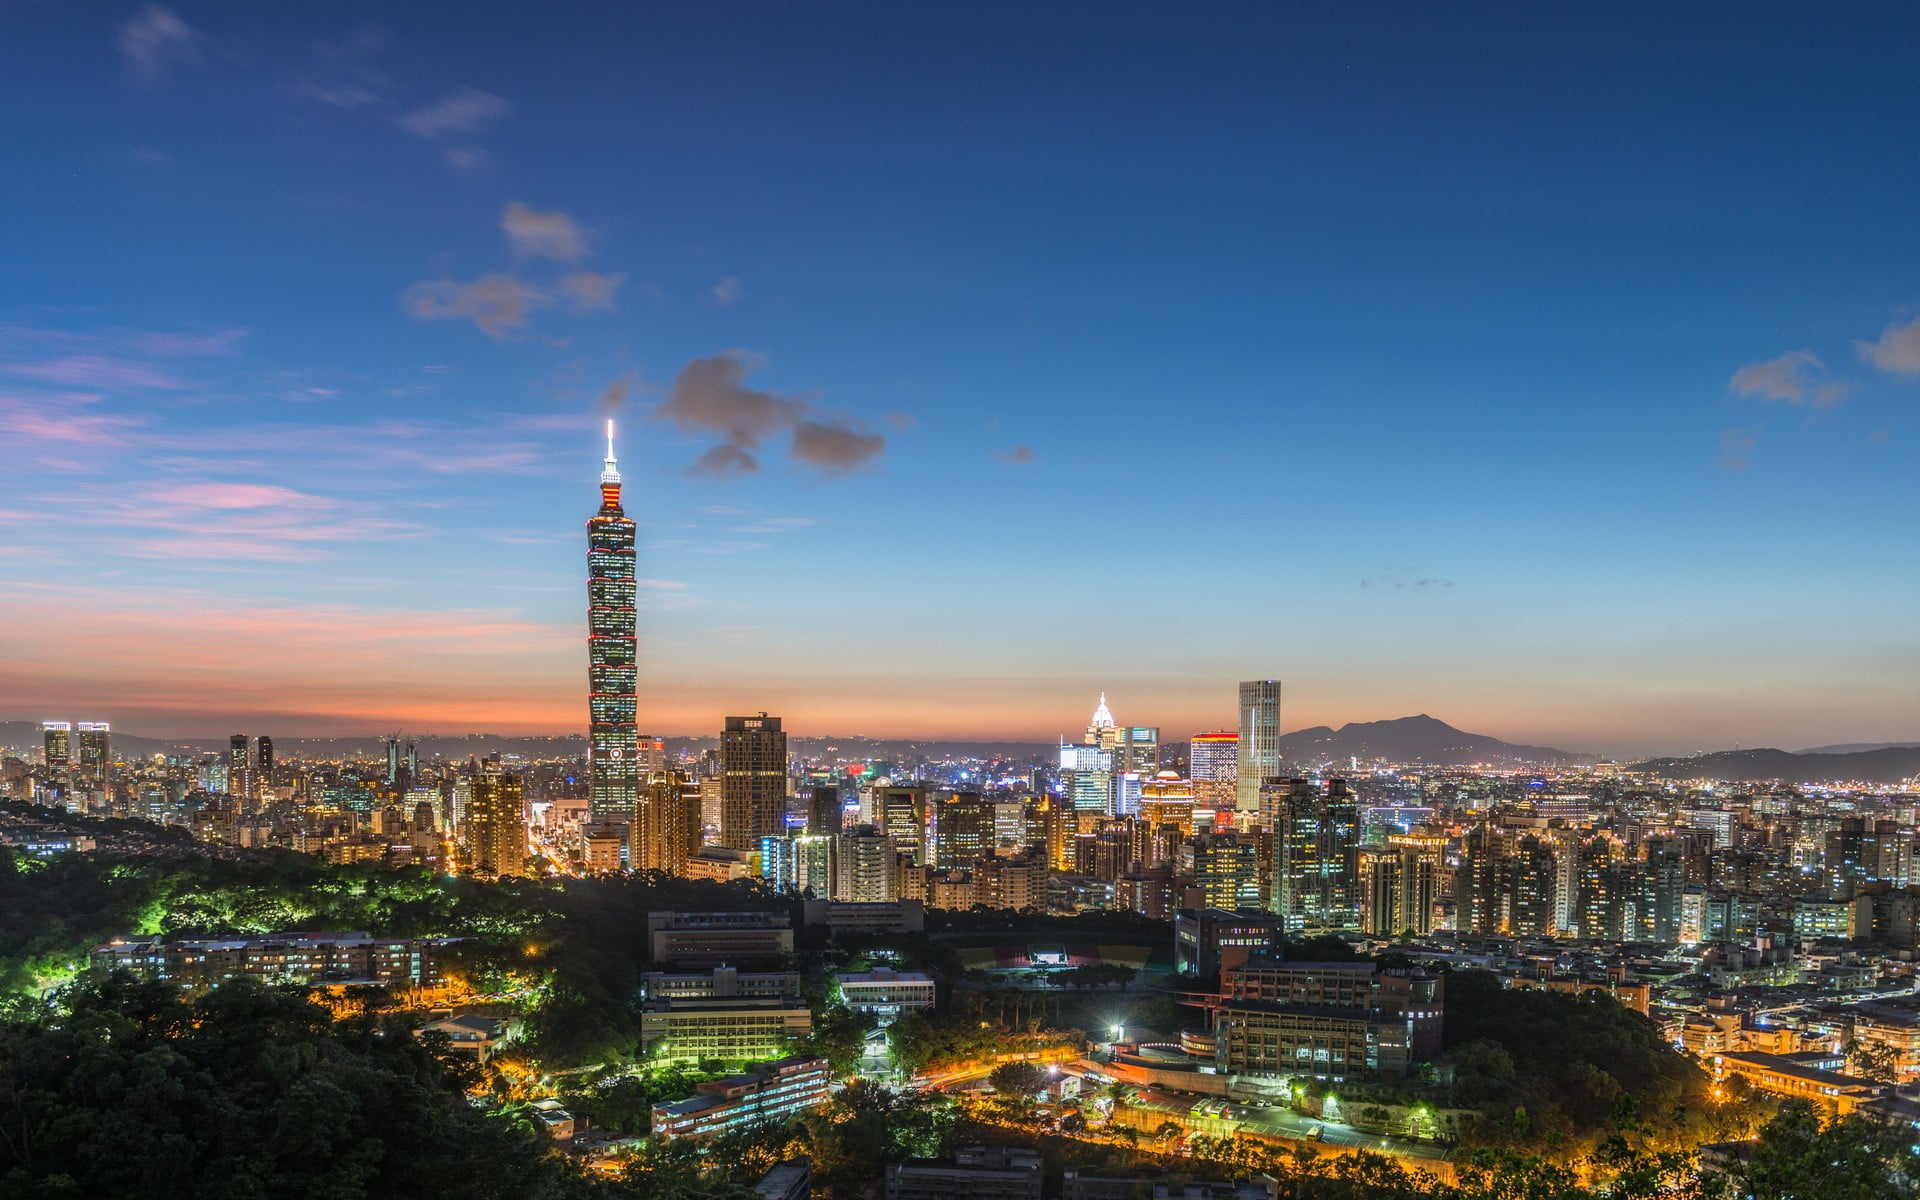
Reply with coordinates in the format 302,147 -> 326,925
1630,746 -> 1920,784
1276,714 -> 1593,766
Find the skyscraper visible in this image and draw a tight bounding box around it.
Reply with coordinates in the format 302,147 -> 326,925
1189,731 -> 1238,820
41,722 -> 71,790
1235,680 -> 1281,813
75,722 -> 109,791
256,735 -> 274,777
229,734 -> 251,799
588,420 -> 640,829
720,713 -> 786,851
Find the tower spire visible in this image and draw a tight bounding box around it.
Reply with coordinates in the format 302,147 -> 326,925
602,418 -> 621,484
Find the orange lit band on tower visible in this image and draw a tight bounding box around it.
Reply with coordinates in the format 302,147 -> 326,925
587,419 -> 639,830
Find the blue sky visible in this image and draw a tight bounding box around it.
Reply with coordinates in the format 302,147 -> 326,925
3,2 -> 1918,755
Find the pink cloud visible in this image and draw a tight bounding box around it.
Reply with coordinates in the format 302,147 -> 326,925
2,356 -> 185,390
0,395 -> 146,446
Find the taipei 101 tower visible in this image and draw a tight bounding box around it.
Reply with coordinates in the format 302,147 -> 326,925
586,421 -> 639,827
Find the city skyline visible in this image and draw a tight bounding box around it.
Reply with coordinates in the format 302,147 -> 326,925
4,4 -> 1920,754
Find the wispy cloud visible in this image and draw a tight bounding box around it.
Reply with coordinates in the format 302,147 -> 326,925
1856,312 -> 1920,376
0,393 -> 146,447
398,87 -> 511,139
117,5 -> 200,88
711,276 -> 743,305
1728,350 -> 1845,409
996,444 -> 1037,465
2,355 -> 184,390
1718,426 -> 1758,472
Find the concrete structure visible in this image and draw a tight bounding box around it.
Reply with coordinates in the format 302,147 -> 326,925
586,421 -> 640,828
1710,1051 -> 1888,1116
647,910 -> 794,966
640,995 -> 813,1063
801,898 -> 925,934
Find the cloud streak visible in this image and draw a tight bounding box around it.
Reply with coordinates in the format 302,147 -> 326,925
117,5 -> 200,88
405,274 -> 543,338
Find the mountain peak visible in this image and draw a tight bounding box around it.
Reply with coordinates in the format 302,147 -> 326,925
1281,715 -> 1588,766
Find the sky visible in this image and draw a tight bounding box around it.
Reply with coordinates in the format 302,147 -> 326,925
3,2 -> 1919,757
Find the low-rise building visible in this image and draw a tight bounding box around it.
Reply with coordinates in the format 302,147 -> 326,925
90,931 -> 455,993
1709,1051 -> 1888,1116
642,965 -> 802,1002
886,1147 -> 1043,1200
640,995 -> 813,1063
652,1056 -> 831,1141
834,967 -> 936,1024
648,910 -> 794,967
415,1013 -> 517,1062
801,898 -> 926,934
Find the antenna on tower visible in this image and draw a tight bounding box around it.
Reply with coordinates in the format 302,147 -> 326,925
601,419 -> 621,485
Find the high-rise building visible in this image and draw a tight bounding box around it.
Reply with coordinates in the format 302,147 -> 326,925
721,714 -> 787,851
1119,726 -> 1160,775
384,736 -> 401,786
75,722 -> 110,791
468,768 -> 527,877
934,792 -> 990,870
1193,832 -> 1264,909
256,735 -> 274,777
1268,778 -> 1360,931
1189,731 -> 1238,822
40,722 -> 72,785
228,734 -> 251,799
1357,834 -> 1445,937
1236,681 -> 1281,813
877,786 -> 929,864
634,769 -> 702,875
1060,742 -> 1112,813
588,421 -> 640,828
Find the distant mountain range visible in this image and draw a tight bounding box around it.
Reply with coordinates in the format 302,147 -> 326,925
1275,715 -> 1595,766
1627,746 -> 1920,785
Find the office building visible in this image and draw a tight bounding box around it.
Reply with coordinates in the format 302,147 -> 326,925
91,931 -> 453,995
1235,680 -> 1281,814
467,768 -> 527,877
1119,726 -> 1160,775
1061,742 -> 1113,814
878,785 -> 929,864
652,1056 -> 831,1141
722,714 -> 787,851
228,733 -> 251,799
1268,778 -> 1359,931
834,825 -> 900,902
75,722 -> 110,791
1193,832 -> 1264,910
935,792 -> 991,869
256,734 -> 274,777
647,910 -> 794,966
587,421 -> 640,827
799,898 -> 926,934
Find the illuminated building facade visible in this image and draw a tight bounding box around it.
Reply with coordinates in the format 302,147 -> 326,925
633,769 -> 702,875
467,768 -> 527,877
1189,731 -> 1238,819
1236,680 -> 1281,813
75,722 -> 110,791
721,713 -> 787,851
587,421 -> 640,831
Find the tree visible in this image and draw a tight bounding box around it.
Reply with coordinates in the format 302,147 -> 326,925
987,1061 -> 1048,1099
1740,1101 -> 1919,1200
1845,1036 -> 1899,1084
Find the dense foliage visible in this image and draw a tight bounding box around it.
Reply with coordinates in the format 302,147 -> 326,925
0,975 -> 625,1199
1441,969 -> 1753,1155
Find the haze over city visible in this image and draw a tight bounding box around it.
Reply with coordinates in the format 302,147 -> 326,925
5,3 -> 1920,755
